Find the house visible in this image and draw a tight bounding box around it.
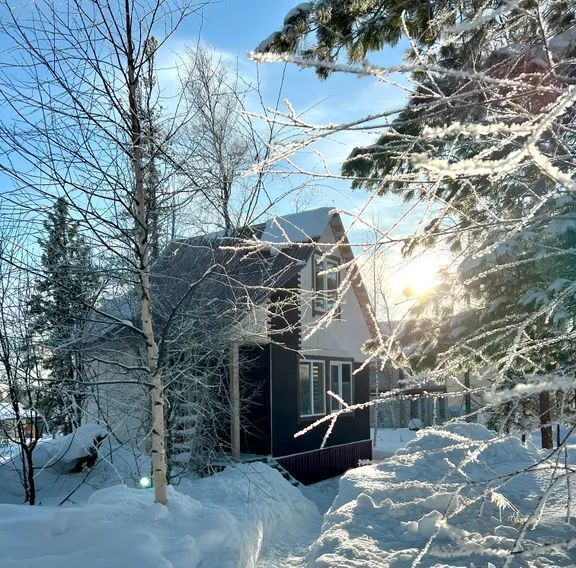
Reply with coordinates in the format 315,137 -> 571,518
0,402 -> 38,441
84,207 -> 375,483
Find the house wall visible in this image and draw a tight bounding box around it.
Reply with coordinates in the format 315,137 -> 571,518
264,222 -> 373,481
83,338 -> 149,449
270,351 -> 371,459
300,223 -> 371,362
239,344 -> 271,455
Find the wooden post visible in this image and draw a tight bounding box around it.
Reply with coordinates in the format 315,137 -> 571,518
539,391 -> 553,450
230,342 -> 240,460
464,371 -> 472,420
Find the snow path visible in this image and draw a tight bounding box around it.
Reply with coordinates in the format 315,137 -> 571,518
256,477 -> 340,567
255,430 -> 401,567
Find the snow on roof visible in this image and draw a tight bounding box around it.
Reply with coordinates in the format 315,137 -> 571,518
260,207 -> 336,245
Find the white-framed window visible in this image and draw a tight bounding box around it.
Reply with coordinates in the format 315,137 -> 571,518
329,361 -> 353,412
314,256 -> 340,314
299,360 -> 326,417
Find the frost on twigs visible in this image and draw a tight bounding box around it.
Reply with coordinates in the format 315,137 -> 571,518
310,424 -> 575,566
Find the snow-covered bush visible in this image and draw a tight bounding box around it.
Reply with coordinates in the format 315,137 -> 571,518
0,462 -> 319,567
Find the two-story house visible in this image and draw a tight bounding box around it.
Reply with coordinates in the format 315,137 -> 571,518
84,207 -> 375,483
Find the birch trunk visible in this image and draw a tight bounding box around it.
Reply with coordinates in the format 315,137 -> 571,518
125,0 -> 167,505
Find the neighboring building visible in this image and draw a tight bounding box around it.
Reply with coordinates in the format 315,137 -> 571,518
84,208 -> 375,483
0,403 -> 37,440
370,361 -> 449,429
370,365 -> 486,429
369,322 -> 485,429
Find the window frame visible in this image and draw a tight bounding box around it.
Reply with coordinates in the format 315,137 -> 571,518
329,361 -> 353,413
298,359 -> 326,418
313,254 -> 341,316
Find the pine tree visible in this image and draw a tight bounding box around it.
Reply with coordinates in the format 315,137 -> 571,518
29,197 -> 99,434
262,2 -> 576,445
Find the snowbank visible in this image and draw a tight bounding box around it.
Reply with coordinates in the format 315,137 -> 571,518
371,427 -> 418,460
0,437 -> 149,505
310,423 -> 576,567
33,424 -> 107,472
0,462 -> 319,568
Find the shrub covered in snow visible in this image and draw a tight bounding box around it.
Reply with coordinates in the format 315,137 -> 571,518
33,424 -> 108,472
310,424 -> 576,567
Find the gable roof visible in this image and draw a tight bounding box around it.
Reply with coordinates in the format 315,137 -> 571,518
253,207 -> 377,338
258,207 -> 334,244
87,208 -> 376,342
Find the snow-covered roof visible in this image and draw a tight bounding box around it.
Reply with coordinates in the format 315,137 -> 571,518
260,207 -> 335,244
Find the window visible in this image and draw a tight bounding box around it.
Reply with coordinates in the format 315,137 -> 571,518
329,362 -> 353,412
314,256 -> 340,314
299,360 -> 325,417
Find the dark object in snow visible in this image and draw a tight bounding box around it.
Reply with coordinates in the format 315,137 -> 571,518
69,434 -> 106,473
34,424 -> 108,474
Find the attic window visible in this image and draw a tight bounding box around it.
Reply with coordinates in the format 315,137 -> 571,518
314,255 -> 340,315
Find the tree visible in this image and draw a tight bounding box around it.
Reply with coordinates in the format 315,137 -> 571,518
0,225 -> 44,504
0,0 -> 295,504
177,44 -> 286,232
0,0 -> 209,505
253,4 -> 576,557
28,197 -> 99,435
257,1 -> 576,445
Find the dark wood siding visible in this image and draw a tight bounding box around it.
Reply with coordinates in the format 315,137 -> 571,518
270,352 -> 371,458
266,271 -> 372,480
239,345 -> 271,455
277,439 -> 372,484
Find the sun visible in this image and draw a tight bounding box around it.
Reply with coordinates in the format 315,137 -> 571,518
398,255 -> 444,299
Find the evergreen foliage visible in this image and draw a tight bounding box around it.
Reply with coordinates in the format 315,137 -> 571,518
262,1 -> 576,439
28,197 -> 99,434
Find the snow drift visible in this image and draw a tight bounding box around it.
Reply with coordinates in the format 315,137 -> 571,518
0,462 -> 319,568
33,424 -> 107,472
310,423 -> 576,567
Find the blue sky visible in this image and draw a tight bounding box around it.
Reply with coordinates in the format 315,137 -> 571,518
0,0 -> 446,316
167,2 -> 448,315
165,1 -> 414,228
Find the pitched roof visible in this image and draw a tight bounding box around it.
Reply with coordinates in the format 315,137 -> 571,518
257,207 -> 334,244
150,235 -> 312,336
86,208 -> 376,341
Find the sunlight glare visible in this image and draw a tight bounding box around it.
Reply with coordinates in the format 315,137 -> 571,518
399,255 -> 444,299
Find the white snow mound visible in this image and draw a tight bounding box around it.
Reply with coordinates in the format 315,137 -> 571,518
310,423 -> 576,567
33,424 -> 107,471
0,462 -> 319,568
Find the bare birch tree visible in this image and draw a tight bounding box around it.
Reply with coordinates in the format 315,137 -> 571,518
0,0 -> 210,505
0,225 -> 44,504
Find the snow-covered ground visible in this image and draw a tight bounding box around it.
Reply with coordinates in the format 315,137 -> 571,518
371,427 -> 418,460
0,434 -> 149,506
2,425 -> 574,567
310,423 -> 576,567
0,461 -> 319,568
